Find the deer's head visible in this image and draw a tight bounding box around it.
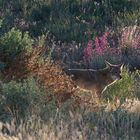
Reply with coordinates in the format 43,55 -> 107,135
105,60 -> 123,80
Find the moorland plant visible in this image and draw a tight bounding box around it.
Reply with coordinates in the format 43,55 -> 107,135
0,0 -> 140,139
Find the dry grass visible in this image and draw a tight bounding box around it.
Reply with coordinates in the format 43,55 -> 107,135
0,101 -> 139,140
1,46 -> 78,105
1,46 -> 103,107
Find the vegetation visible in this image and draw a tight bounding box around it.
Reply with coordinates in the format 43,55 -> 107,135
0,0 -> 139,139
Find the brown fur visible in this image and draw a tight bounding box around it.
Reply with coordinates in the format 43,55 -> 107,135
64,61 -> 122,97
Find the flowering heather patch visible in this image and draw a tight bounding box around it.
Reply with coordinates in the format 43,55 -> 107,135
95,37 -> 103,55
121,25 -> 140,48
119,26 -> 140,69
83,40 -> 94,67
83,33 -> 108,67
95,32 -> 108,55
83,32 -> 122,68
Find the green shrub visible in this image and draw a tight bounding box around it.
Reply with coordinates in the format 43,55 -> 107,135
130,70 -> 140,99
0,28 -> 33,68
103,68 -> 135,103
0,78 -> 56,122
89,54 -> 106,69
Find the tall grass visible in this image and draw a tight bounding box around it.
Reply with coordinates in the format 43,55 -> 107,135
0,108 -> 140,140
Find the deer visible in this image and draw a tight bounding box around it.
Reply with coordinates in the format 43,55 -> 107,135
63,61 -> 123,97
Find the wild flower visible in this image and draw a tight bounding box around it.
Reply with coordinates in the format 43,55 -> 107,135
83,33 -> 109,67
94,32 -> 108,55
121,25 -> 140,48
95,45 -> 104,55
132,35 -> 140,48
83,40 -> 94,66
100,32 -> 108,48
95,37 -> 100,48
83,32 -> 122,68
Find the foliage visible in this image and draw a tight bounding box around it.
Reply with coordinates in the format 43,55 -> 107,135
121,25 -> 140,48
0,0 -> 139,42
0,78 -> 56,122
102,68 -> 136,103
0,108 -> 140,140
0,28 -> 33,69
0,1 -> 139,139
36,62 -> 76,104
83,32 -> 122,69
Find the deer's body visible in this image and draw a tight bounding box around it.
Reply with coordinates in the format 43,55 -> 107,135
64,62 -> 122,96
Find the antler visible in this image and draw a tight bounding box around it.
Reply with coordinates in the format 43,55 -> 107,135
105,60 -> 122,67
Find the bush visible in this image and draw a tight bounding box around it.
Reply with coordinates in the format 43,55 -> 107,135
0,28 -> 33,69
102,68 -> 136,103
0,78 -> 56,122
83,33 -> 122,69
